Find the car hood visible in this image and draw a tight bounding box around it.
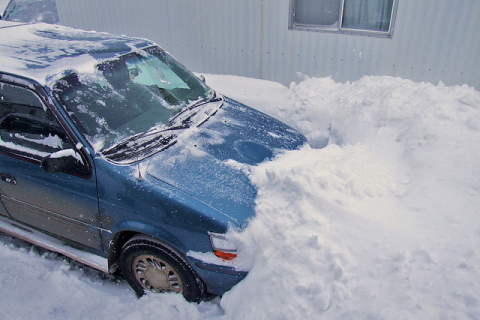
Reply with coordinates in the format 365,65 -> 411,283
144,97 -> 307,225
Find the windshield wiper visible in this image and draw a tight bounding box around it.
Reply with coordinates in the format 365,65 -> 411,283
101,91 -> 222,160
167,91 -> 222,128
101,132 -> 148,156
101,129 -> 177,162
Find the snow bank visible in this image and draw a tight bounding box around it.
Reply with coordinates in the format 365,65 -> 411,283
1,74 -> 479,319
213,75 -> 480,319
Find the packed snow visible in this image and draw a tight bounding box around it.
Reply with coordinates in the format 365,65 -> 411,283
1,74 -> 479,319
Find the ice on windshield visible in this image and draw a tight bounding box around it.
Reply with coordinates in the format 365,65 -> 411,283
53,46 -> 214,154
126,55 -> 189,91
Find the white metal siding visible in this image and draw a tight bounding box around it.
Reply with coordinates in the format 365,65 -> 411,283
56,0 -> 480,89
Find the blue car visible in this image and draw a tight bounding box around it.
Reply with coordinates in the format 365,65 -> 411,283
0,21 -> 306,301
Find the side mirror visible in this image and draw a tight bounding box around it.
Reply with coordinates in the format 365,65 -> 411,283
41,149 -> 90,176
198,75 -> 206,83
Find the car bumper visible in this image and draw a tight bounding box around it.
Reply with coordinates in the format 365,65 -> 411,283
189,258 -> 248,296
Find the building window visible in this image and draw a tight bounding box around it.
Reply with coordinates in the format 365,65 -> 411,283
289,0 -> 398,38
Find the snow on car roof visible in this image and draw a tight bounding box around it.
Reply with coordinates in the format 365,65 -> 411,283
0,21 -> 154,86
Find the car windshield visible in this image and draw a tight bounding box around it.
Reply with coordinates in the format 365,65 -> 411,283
54,46 -> 214,153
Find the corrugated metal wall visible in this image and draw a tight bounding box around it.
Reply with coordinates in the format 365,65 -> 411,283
56,0 -> 263,78
56,0 -> 480,89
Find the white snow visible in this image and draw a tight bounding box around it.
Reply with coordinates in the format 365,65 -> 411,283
0,21 -> 149,85
1,74 -> 480,319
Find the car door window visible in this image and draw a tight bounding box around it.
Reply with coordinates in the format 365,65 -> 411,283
0,82 -> 73,158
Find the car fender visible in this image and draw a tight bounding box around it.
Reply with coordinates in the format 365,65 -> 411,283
105,220 -> 198,273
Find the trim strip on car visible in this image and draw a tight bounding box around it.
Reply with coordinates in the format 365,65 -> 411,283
194,261 -> 248,276
0,216 -> 109,273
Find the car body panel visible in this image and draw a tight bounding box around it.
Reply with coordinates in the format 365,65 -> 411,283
0,196 -> 10,217
93,156 -> 238,252
0,153 -> 103,252
144,97 -> 306,225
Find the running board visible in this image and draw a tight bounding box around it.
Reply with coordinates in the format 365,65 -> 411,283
0,217 -> 109,273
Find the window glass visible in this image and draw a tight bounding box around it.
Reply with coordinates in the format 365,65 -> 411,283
342,0 -> 394,32
290,0 -> 397,37
0,82 -> 72,157
294,0 -> 340,27
127,55 -> 189,90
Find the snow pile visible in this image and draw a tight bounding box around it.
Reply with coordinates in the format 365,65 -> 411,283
1,74 -> 479,319
211,75 -> 480,319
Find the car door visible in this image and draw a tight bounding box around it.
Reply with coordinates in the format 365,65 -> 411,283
0,78 -> 103,251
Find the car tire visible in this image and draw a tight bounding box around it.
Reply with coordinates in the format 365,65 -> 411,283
119,236 -> 204,302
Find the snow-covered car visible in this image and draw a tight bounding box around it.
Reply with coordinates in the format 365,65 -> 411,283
1,0 -> 59,23
0,21 -> 306,301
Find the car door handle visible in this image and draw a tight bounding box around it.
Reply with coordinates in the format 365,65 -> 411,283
1,173 -> 16,185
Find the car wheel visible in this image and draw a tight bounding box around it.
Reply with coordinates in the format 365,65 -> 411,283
119,237 -> 204,302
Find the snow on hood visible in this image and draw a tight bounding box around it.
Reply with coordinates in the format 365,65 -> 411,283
143,97 -> 307,225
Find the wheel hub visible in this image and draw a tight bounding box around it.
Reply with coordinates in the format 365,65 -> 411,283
132,254 -> 183,293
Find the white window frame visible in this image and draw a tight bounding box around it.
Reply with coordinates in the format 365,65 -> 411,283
288,0 -> 399,39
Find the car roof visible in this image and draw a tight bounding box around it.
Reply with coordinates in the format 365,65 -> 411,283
0,21 -> 154,86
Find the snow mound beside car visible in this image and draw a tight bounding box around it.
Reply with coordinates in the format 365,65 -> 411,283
215,75 -> 480,319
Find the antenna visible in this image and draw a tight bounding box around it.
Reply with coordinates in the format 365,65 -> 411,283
137,155 -> 142,179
